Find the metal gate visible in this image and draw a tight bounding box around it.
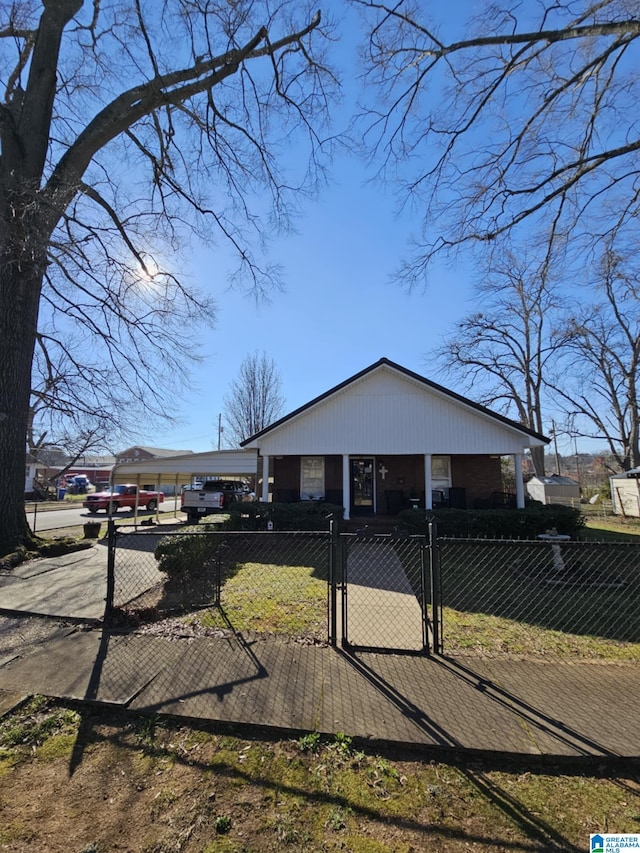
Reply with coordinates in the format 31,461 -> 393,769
107,523 -> 434,655
338,531 -> 431,654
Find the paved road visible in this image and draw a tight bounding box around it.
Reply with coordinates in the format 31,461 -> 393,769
28,498 -> 182,532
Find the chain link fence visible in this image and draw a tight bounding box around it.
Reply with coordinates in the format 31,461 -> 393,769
436,538 -> 640,660
108,525 -> 640,661
109,526 -> 332,644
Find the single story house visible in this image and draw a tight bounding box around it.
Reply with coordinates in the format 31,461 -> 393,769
526,474 -> 580,506
115,446 -> 193,465
610,468 -> 640,518
241,358 -> 549,519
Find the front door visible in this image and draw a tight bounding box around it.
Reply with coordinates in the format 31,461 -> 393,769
351,457 -> 375,515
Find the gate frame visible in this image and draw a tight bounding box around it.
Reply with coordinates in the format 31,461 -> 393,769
106,520 -> 439,655
429,520 -> 442,654
338,529 -> 433,656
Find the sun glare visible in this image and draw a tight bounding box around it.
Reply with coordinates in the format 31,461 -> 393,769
136,256 -> 159,283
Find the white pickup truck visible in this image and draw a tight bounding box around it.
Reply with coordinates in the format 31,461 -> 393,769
181,479 -> 255,523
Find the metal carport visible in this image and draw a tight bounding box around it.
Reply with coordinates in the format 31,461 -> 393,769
109,449 -> 259,522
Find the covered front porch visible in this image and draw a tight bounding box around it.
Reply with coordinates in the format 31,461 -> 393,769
259,452 -> 525,520
241,359 -> 546,520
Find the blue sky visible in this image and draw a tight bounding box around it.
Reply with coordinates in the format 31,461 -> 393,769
142,1 -> 588,461
147,151 -> 474,454
144,3 -> 474,454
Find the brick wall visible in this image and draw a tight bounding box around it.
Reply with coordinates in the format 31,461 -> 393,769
375,455 -> 423,512
451,455 -> 503,507
272,453 -> 506,510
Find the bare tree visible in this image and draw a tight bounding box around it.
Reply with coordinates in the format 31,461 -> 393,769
28,332 -> 144,458
432,247 -> 562,475
0,1 -> 335,554
224,351 -> 285,445
550,246 -> 640,471
355,1 -> 640,282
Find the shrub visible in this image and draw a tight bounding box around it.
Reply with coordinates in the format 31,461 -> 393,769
154,533 -> 221,580
397,504 -> 584,539
223,501 -> 344,531
154,533 -> 222,606
36,539 -> 94,557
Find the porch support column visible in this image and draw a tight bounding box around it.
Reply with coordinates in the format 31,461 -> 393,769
342,454 -> 350,520
514,453 -> 525,508
261,454 -> 270,503
424,454 -> 433,510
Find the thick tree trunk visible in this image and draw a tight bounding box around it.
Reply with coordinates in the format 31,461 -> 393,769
530,444 -> 546,478
0,1 -> 79,555
0,253 -> 44,555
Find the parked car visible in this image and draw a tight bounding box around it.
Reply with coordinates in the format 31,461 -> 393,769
181,479 -> 255,523
83,484 -> 164,513
65,474 -> 92,494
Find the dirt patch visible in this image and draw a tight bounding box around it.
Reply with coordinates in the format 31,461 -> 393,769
0,698 -> 638,852
0,615 -> 76,665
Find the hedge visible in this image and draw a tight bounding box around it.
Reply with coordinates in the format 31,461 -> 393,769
222,501 -> 344,531
217,500 -> 583,538
396,504 -> 584,539
155,532 -> 223,580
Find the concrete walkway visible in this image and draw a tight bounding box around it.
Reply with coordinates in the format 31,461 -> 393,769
0,542 -> 638,762
0,624 -> 637,761
0,543 -> 109,620
344,539 -> 425,651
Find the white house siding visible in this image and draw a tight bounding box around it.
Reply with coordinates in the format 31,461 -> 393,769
24,462 -> 36,494
248,367 -> 539,457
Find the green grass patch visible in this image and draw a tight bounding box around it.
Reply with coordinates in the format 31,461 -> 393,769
192,561 -> 327,638
441,607 -> 640,660
0,696 -> 80,758
581,516 -> 640,542
438,539 -> 640,659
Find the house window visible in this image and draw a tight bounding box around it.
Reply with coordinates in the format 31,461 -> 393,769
431,456 -> 451,493
300,457 -> 325,500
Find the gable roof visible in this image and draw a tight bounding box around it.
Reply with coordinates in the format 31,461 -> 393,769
117,446 -> 194,458
241,357 -> 549,447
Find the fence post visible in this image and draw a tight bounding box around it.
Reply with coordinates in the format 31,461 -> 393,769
105,518 -> 116,622
420,530 -> 431,656
329,519 -> 338,647
428,520 -> 442,655
215,537 -> 223,608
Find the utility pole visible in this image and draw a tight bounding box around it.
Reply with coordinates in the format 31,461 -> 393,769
217,413 -> 223,451
551,420 -> 561,475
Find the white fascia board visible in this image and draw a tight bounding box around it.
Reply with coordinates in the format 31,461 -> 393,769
111,449 -> 258,484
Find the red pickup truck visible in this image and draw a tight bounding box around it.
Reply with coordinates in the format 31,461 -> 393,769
83,484 -> 164,514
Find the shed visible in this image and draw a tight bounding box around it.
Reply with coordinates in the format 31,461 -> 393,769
610,468 -> 640,518
526,474 -> 580,505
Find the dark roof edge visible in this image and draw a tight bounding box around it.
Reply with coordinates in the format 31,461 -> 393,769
241,357 -> 550,446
